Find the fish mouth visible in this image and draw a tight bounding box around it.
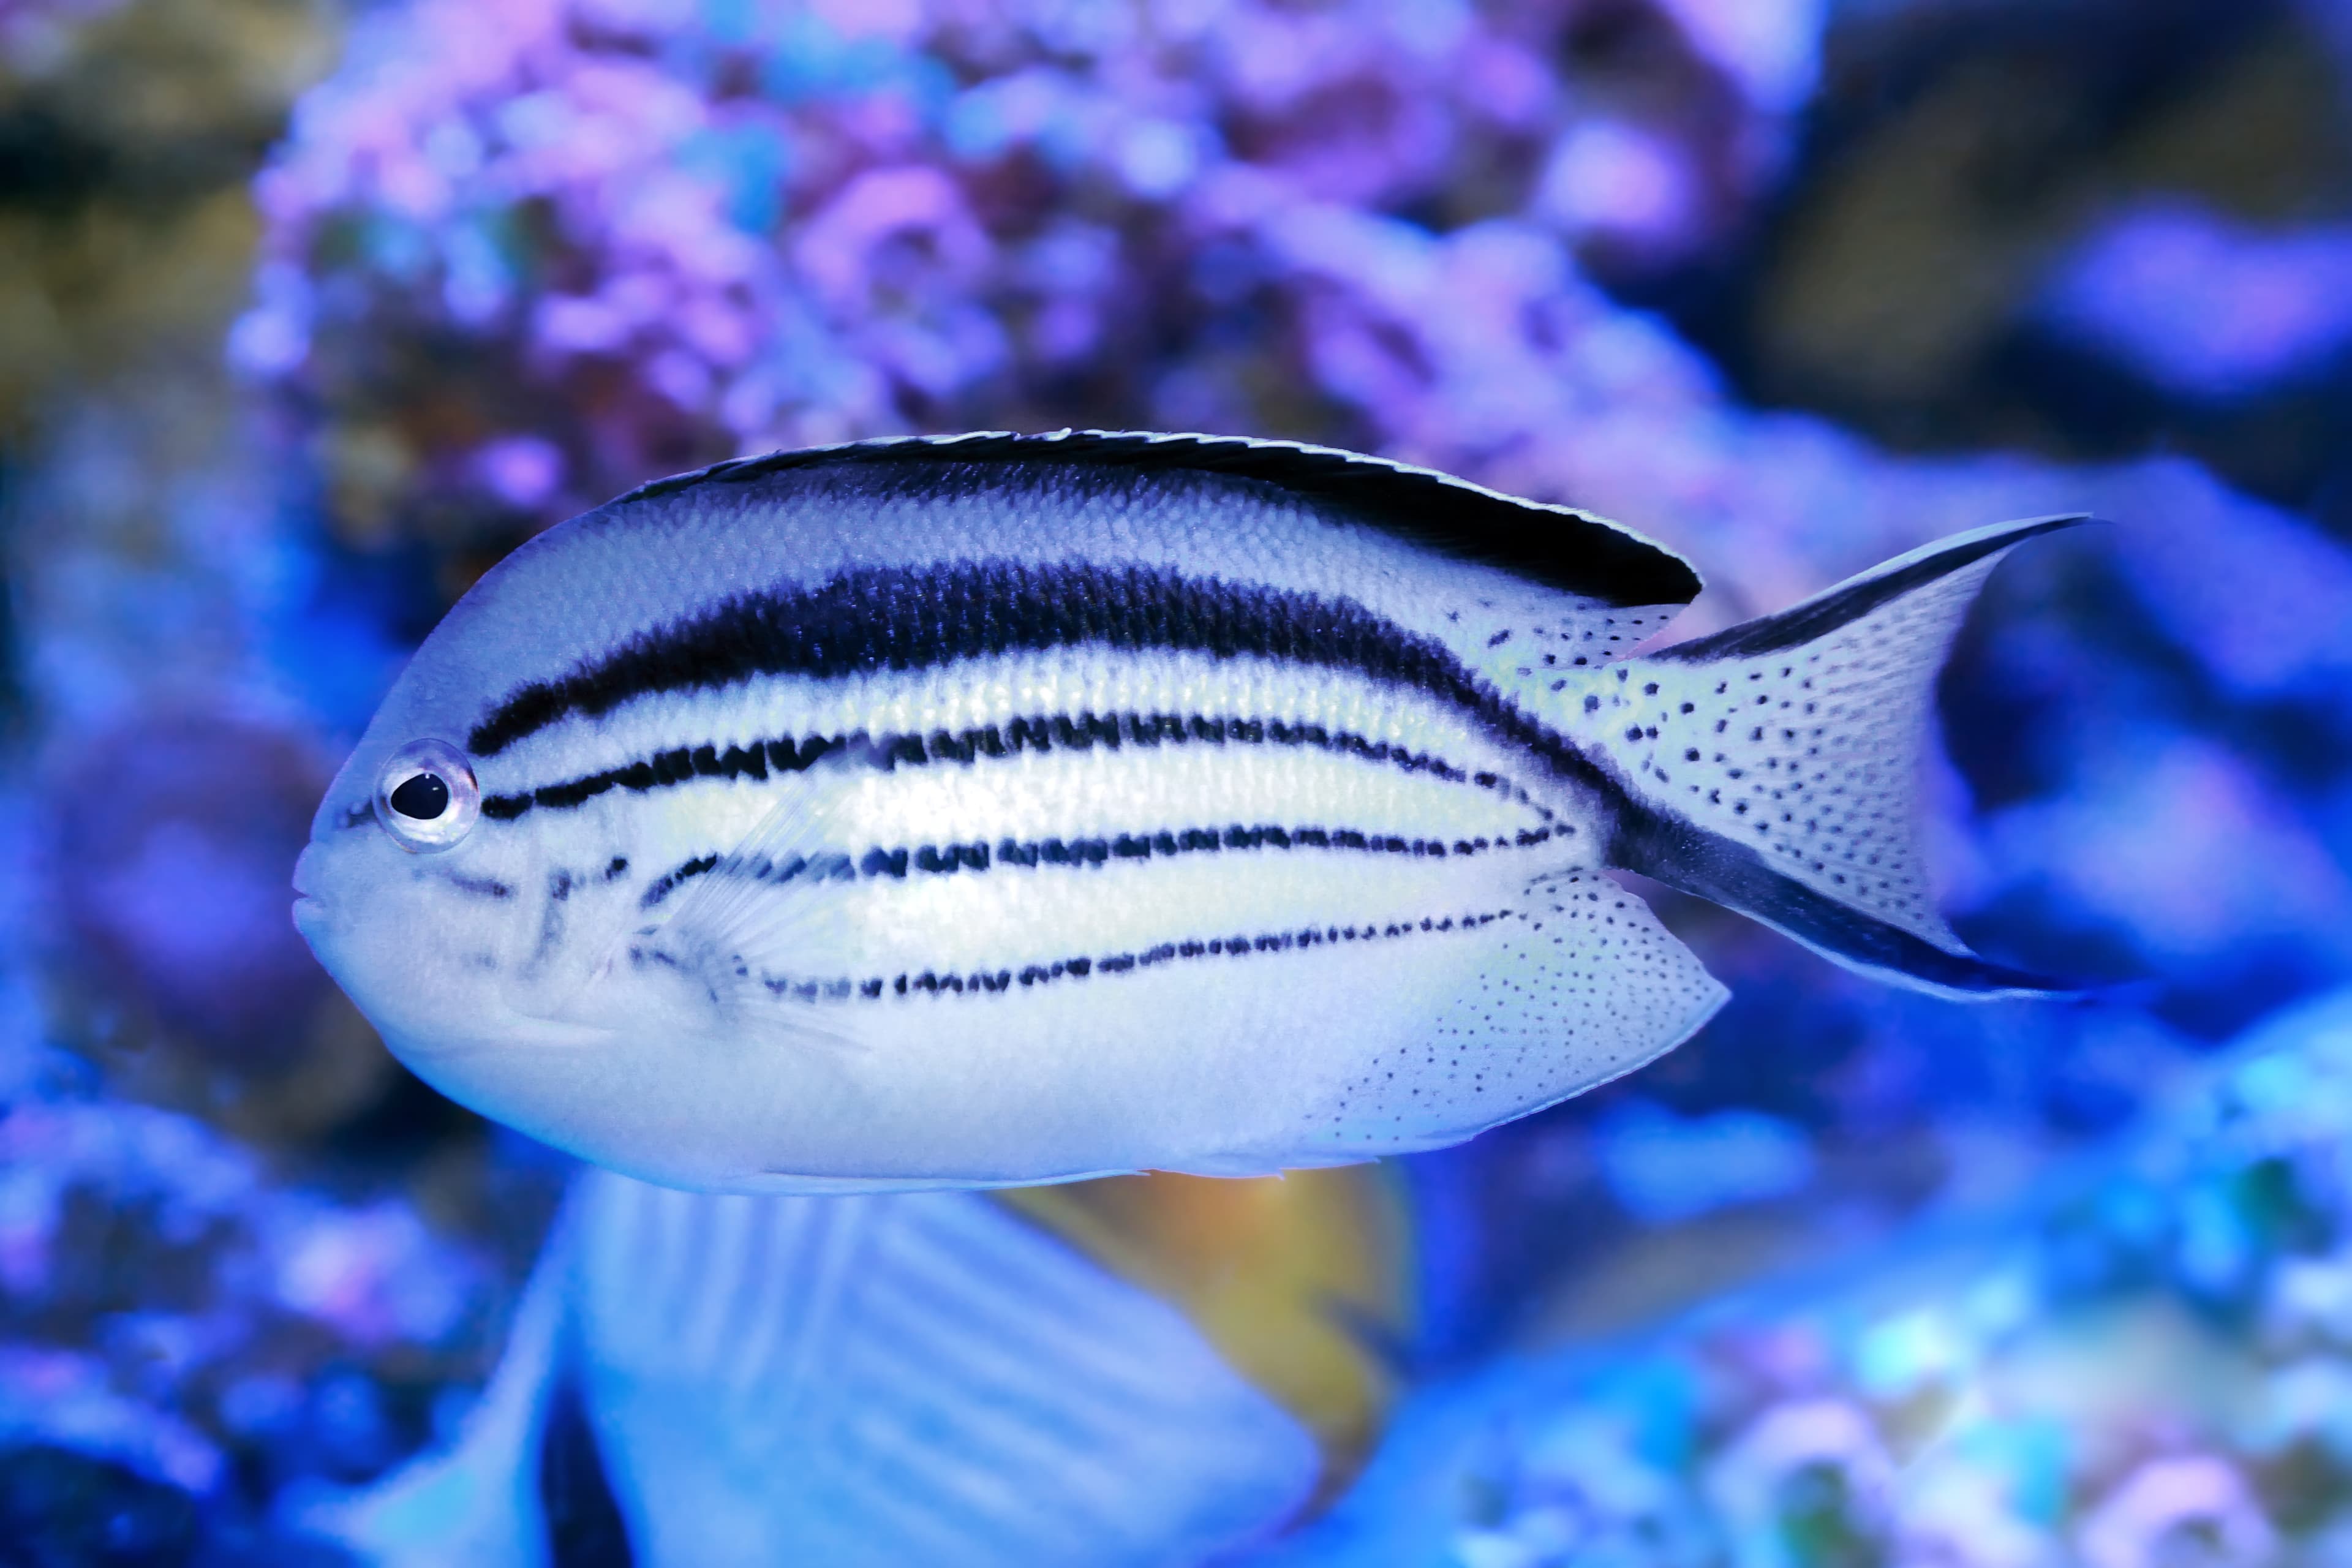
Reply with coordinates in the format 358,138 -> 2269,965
290,843 -> 328,929
290,894 -> 327,940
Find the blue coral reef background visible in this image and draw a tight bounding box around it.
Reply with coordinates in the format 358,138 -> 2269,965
6,0 -> 2352,1561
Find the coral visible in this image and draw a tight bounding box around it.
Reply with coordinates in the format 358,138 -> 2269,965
233,0 -> 1806,552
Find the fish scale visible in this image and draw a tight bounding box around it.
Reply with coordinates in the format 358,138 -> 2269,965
293,429 -> 2083,1192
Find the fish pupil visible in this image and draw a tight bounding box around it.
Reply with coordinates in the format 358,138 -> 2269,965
390,771 -> 450,820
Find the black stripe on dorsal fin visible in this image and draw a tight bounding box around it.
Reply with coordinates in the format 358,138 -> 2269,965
610,430 -> 1703,611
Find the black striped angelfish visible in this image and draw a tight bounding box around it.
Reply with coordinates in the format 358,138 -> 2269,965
291,431 -> 2079,1193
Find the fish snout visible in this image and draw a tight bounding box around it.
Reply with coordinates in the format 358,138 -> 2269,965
291,842 -> 328,932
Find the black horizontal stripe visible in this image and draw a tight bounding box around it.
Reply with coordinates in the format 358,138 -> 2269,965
635,820 -> 1567,910
481,710 -> 1551,824
632,905 -> 1517,1005
638,853 -> 720,910
875,821 -> 1566,875
638,848 -> 856,912
608,432 -> 1700,609
469,559 -> 1618,759
483,733 -> 840,820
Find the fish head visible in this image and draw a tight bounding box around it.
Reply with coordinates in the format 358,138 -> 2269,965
293,680 -> 601,1071
288,641 -> 825,1189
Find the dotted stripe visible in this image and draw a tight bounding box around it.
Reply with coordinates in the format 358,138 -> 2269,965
631,906 -> 1518,1005
636,821 -> 1570,911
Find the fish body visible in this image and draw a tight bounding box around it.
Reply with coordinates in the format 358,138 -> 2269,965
292,431 -> 2075,1193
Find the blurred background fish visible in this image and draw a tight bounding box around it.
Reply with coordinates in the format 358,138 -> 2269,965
300,1166 -> 1411,1566
7,0 -> 2352,1562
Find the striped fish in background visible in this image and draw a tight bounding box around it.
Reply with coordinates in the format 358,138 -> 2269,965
291,432 -> 2079,1193
293,1164 -> 1411,1567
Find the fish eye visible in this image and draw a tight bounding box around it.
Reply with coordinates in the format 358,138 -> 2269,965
373,739 -> 481,853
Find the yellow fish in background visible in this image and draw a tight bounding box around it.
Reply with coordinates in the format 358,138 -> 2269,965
999,1163 -> 1414,1504
293,1165 -> 1413,1566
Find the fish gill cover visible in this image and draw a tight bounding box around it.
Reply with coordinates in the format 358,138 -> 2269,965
3,0 -> 2352,1560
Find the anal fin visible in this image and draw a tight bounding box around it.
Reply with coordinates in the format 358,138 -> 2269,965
1301,873 -> 1727,1157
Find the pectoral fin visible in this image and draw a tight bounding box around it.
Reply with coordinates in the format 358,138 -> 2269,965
587,755 -> 884,1048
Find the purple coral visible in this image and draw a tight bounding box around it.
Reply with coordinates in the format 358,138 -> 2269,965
236,0 -> 1808,536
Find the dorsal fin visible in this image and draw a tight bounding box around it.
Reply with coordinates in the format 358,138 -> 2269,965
611,429 -> 1703,611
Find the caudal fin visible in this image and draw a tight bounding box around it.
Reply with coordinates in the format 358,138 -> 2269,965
1585,515 -> 2090,998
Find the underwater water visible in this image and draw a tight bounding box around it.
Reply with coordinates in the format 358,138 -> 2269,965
5,0 -> 2352,1561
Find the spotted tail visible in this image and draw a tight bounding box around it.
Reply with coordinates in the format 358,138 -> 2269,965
1585,515 -> 2089,998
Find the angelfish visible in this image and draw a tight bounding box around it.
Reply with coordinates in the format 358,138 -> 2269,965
292,431 -> 2076,1193
295,1166 -> 1408,1567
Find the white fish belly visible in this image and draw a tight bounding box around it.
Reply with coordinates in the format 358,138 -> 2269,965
755,878 -> 1529,1185
622,750 -> 1564,1183
698,860 -> 1722,1188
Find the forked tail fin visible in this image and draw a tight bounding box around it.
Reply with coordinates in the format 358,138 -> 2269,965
1585,515 -> 2090,998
